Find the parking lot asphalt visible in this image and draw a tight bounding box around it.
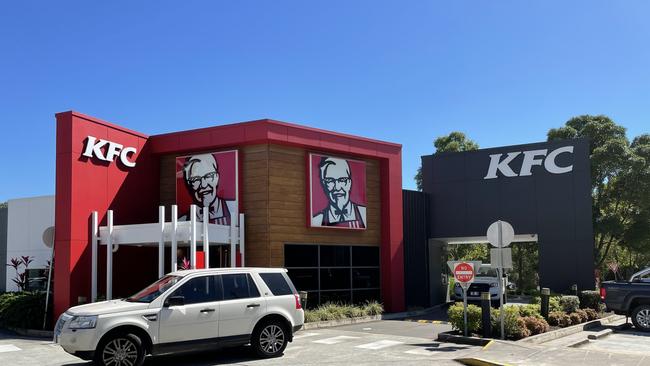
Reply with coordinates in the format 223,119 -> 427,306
577,327 -> 650,357
0,324 -> 478,366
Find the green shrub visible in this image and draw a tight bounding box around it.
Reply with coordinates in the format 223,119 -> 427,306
560,296 -> 580,313
448,302 -> 482,334
518,304 -> 542,318
579,290 -> 602,311
548,311 -> 571,327
521,316 -> 549,335
363,301 -> 384,316
584,308 -> 599,321
303,301 -> 383,323
575,309 -> 589,323
569,312 -> 582,325
533,295 -> 562,312
491,306 -> 523,339
0,291 -> 49,330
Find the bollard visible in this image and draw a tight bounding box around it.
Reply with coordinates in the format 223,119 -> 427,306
541,287 -> 550,319
481,292 -> 492,338
571,284 -> 578,296
299,291 -> 308,309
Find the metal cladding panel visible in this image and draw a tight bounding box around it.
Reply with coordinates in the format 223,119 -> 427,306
402,190 -> 430,309
422,138 -> 595,292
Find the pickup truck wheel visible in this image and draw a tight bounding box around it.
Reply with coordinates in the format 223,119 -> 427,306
251,320 -> 288,358
95,333 -> 145,366
631,305 -> 650,332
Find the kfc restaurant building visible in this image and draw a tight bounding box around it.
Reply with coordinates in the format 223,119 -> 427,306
53,111 -> 404,319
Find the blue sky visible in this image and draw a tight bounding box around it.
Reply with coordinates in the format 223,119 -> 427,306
0,1 -> 648,201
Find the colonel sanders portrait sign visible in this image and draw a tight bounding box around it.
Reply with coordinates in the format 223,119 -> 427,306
176,150 -> 238,225
309,153 -> 367,229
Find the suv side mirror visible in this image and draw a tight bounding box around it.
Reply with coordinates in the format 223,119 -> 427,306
164,295 -> 185,307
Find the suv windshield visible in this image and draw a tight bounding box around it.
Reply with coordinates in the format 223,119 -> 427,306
126,275 -> 182,303
476,268 -> 498,277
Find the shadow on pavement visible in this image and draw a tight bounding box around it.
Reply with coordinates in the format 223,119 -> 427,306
407,342 -> 471,352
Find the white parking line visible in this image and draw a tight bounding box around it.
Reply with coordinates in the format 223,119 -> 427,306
313,336 -> 360,345
0,344 -> 21,353
293,332 -> 321,339
404,348 -> 435,356
355,340 -> 403,350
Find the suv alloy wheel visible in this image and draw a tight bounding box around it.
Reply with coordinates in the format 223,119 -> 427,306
252,320 -> 288,357
632,304 -> 650,332
95,333 -> 145,366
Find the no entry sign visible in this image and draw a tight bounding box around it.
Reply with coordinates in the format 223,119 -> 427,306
453,262 -> 475,284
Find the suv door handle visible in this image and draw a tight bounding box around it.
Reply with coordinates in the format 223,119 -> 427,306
247,303 -> 260,308
200,308 -> 215,313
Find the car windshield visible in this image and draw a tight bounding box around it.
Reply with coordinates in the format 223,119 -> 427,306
476,268 -> 498,277
125,275 -> 182,303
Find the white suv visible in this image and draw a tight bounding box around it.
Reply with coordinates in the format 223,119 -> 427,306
54,267 -> 304,366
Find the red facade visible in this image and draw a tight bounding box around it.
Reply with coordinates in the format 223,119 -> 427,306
54,111 -> 404,318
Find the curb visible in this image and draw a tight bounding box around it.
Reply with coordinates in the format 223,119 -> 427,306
7,327 -> 53,338
436,332 -> 493,347
517,313 -> 622,345
381,303 -> 451,320
302,315 -> 382,330
455,357 -> 513,366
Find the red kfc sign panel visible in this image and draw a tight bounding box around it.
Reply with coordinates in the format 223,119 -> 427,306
309,153 -> 367,229
176,150 -> 238,225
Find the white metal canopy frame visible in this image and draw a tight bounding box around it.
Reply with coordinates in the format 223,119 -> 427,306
89,204 -> 245,302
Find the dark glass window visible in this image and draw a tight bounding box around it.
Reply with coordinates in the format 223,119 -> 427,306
352,289 -> 380,305
287,269 -> 318,291
352,268 -> 380,289
285,245 -> 318,267
352,246 -> 380,267
169,275 -> 222,305
321,290 -> 351,304
320,268 -> 350,290
222,274 -> 259,300
260,273 -> 294,296
320,245 -> 350,267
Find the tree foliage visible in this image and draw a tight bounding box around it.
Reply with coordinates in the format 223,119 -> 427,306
548,115 -> 650,275
415,132 -> 479,190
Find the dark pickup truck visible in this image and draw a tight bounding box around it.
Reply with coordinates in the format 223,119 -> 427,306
601,267 -> 650,332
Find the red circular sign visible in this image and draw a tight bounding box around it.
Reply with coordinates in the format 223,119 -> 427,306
454,262 -> 474,283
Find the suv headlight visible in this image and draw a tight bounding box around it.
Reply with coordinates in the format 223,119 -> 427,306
490,283 -> 498,288
68,315 -> 98,329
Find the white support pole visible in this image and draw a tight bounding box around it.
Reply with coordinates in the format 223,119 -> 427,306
171,205 -> 178,271
203,205 -> 209,268
239,213 -> 245,267
106,210 -> 113,300
158,206 -> 165,278
190,205 -> 197,269
230,212 -> 236,268
91,211 -> 98,302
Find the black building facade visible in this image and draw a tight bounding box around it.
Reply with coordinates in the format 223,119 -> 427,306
407,138 -> 595,308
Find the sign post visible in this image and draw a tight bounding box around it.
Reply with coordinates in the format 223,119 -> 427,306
448,260 -> 481,336
487,220 -> 514,340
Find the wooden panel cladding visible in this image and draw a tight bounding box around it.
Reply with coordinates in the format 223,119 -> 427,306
159,143 -> 381,268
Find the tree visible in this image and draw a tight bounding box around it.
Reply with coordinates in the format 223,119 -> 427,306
415,132 -> 479,190
547,115 -> 650,272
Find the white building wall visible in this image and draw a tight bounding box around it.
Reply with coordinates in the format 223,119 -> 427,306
5,195 -> 54,292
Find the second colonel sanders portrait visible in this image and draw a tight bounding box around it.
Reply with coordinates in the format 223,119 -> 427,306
310,154 -> 367,229
176,151 -> 238,225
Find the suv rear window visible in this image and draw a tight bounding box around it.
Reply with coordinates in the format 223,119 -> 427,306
222,273 -> 260,300
260,272 -> 294,296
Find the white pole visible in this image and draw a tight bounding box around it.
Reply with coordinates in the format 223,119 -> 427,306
91,211 -> 98,302
43,227 -> 55,329
239,213 -> 245,267
203,205 -> 209,268
158,206 -> 165,278
498,220 -> 505,340
463,286 -> 468,337
230,212 -> 236,268
190,205 -> 197,269
171,205 -> 178,271
106,210 -> 113,300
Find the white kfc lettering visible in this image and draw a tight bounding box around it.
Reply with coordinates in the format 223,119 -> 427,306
81,135 -> 137,167
484,146 -> 573,179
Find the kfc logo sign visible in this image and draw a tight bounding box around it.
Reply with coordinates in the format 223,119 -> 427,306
81,136 -> 137,168
484,146 -> 573,179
